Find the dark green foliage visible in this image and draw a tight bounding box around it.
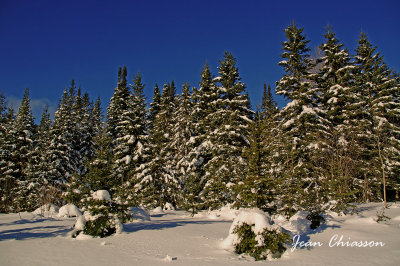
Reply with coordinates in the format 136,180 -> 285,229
84,216 -> 116,238
203,52 -> 252,209
233,223 -> 291,260
238,111 -> 276,213
306,213 -> 325,229
81,195 -> 126,237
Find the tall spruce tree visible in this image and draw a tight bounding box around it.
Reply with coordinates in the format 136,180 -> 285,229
107,66 -> 130,139
181,64 -> 218,213
275,22 -> 327,216
353,33 -> 400,203
202,52 -> 252,209
142,82 -> 180,208
237,110 -> 276,213
126,72 -> 150,205
170,83 -> 194,208
25,105 -> 53,210
0,106 -> 16,212
11,89 -> 36,211
316,28 -> 358,210
47,82 -> 77,186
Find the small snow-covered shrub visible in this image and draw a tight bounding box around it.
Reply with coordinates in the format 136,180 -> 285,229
233,223 -> 291,260
84,215 -> 121,238
222,209 -> 291,260
73,190 -> 126,238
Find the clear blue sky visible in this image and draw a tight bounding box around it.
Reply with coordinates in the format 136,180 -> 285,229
1,0 -> 399,121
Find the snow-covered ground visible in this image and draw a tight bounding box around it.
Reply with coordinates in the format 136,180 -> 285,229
0,202 -> 399,265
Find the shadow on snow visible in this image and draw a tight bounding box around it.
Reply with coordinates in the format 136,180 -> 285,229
0,225 -> 71,241
123,218 -> 231,233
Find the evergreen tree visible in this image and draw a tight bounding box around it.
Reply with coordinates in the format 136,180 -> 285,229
353,33 -> 400,203
275,22 -> 327,216
25,105 -> 53,210
203,52 -> 252,209
237,111 -> 276,213
0,98 -> 17,212
148,84 -> 161,131
91,97 -> 103,137
107,66 -> 130,139
180,64 -> 218,213
11,89 -> 36,211
126,72 -> 150,205
46,82 -> 77,186
261,84 -> 278,115
170,83 -> 194,209
141,82 -> 180,208
316,28 -> 358,210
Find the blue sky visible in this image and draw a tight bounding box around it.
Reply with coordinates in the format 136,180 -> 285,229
1,0 -> 399,121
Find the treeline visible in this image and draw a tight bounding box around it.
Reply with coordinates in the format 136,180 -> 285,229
0,23 -> 399,217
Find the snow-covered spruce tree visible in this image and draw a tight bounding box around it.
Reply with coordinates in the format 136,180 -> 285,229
79,190 -> 124,238
0,96 -> 18,212
140,82 -> 180,208
156,81 -> 181,207
147,83 -> 161,131
106,66 -> 130,139
237,84 -> 280,213
73,91 -> 96,175
316,28 -> 358,211
69,128 -> 131,236
0,94 -> 10,212
45,82 -> 78,198
182,64 -> 219,213
134,84 -> 160,207
352,33 -> 400,203
64,128 -> 115,205
70,88 -> 90,176
169,83 -> 194,210
237,110 -> 276,213
125,72 -> 150,206
105,66 -> 140,205
275,22 -> 328,217
261,84 -> 278,116
25,105 -> 54,210
202,52 -> 253,210
10,89 -> 36,211
91,97 -> 103,138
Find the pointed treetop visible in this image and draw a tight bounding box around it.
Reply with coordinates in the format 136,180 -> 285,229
218,51 -> 240,89
132,72 -> 145,98
16,88 -> 34,124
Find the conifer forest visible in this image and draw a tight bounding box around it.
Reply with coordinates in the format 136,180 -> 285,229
1,23 -> 399,219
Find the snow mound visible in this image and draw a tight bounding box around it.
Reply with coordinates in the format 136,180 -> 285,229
130,207 -> 151,221
392,215 -> 400,221
346,216 -> 377,225
221,208 -> 276,251
151,206 -> 164,214
32,204 -> 59,217
75,233 -> 93,240
207,204 -> 240,220
74,215 -> 86,231
288,211 -> 311,234
114,217 -> 123,234
163,202 -> 175,211
163,255 -> 177,261
92,190 -> 111,201
58,204 -> 81,218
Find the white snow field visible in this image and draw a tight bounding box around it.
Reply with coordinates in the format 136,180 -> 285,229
0,202 -> 400,266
